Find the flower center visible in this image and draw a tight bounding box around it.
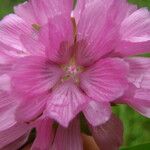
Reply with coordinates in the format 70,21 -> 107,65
61,58 -> 84,83
67,65 -> 78,75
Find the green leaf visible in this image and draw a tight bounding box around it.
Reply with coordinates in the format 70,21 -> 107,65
128,0 -> 150,8
121,143 -> 150,150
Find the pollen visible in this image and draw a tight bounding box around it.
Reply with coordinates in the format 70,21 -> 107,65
32,24 -> 41,31
61,57 -> 84,83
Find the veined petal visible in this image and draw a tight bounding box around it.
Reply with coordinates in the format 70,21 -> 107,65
0,91 -> 17,131
0,14 -> 31,57
73,0 -> 113,24
0,52 -> 13,75
121,8 -> 150,42
14,1 -> 37,26
80,58 -> 128,102
20,34 -> 45,56
89,114 -> 123,150
46,81 -> 87,127
125,57 -> 150,89
0,123 -> 29,149
75,0 -> 117,66
31,118 -> 53,150
2,133 -> 29,150
16,94 -> 49,123
52,119 -> 83,150
128,89 -> 150,118
15,0 -> 73,26
117,56 -> 150,116
0,51 -> 12,64
42,15 -> 73,64
83,101 -> 111,126
12,56 -> 63,95
0,75 -> 11,91
0,64 -> 12,76
116,8 -> 150,56
29,0 -> 50,25
107,0 -> 137,24
72,0 -> 85,24
117,58 -> 150,117
120,85 -> 150,118
118,57 -> 150,117
31,0 -> 73,25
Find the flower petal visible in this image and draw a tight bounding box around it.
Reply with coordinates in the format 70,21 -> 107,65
20,34 -> 45,56
80,58 -> 128,102
30,0 -> 73,25
72,0 -> 85,24
125,57 -> 150,89
107,0 -> 137,24
42,15 -> 73,64
31,118 -> 53,150
83,101 -> 111,126
14,1 -> 37,26
0,74 -> 11,91
12,56 -> 63,95
0,14 -> 31,57
73,0 -> 114,24
0,123 -> 29,149
0,64 -> 12,76
46,81 -> 87,127
29,0 -> 50,25
128,89 -> 150,118
89,114 -> 123,150
116,8 -> 150,56
121,85 -> 150,118
0,52 -> 13,75
122,57 -> 150,117
52,119 -> 83,150
117,57 -> 150,117
121,8 -> 150,42
16,94 -> 49,123
75,0 -> 117,66
2,133 -> 29,150
0,91 -> 17,131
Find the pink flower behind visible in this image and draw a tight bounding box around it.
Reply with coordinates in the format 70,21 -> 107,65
0,0 -> 150,149
0,79 -> 30,150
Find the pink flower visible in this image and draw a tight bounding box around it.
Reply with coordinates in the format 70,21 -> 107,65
0,0 -> 150,149
0,77 -> 30,150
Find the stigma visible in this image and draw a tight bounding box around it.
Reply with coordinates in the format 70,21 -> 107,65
61,57 -> 84,83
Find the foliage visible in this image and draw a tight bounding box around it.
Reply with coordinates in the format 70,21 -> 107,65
121,143 -> 150,150
129,0 -> 150,8
0,0 -> 25,19
113,106 -> 150,148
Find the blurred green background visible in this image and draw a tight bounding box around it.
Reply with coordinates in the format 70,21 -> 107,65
0,0 -> 150,149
